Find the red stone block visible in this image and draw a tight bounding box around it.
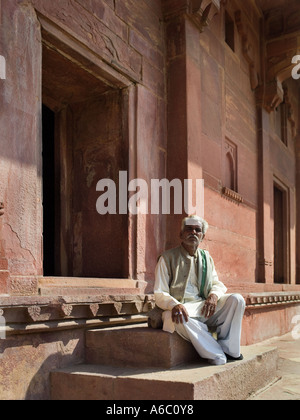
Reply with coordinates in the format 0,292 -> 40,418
129,29 -> 164,70
0,258 -> 8,271
115,0 -> 163,50
32,0 -> 142,81
76,0 -> 128,41
0,271 -> 9,294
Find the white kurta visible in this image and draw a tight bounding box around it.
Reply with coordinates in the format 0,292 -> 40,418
154,251 -> 245,365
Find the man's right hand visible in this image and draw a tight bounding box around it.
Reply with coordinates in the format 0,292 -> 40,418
172,304 -> 189,324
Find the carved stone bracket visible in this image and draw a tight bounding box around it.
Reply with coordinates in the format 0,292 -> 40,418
283,85 -> 297,139
28,306 -> 41,322
60,304 -> 73,317
163,0 -> 222,30
188,0 -> 221,32
89,303 -> 99,317
0,295 -> 153,335
0,202 -> 4,217
260,24 -> 300,113
113,302 -> 123,315
265,79 -> 284,113
256,77 -> 284,113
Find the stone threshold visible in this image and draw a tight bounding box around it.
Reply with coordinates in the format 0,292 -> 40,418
8,275 -> 148,297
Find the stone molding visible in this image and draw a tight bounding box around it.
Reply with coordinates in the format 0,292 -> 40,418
246,292 -> 300,309
0,294 -> 154,335
222,187 -> 244,204
1,291 -> 300,335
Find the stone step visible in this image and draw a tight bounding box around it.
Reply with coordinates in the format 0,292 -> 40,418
51,343 -> 278,400
85,324 -> 200,369
38,277 -> 142,296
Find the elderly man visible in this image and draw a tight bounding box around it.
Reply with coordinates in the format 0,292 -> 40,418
154,215 -> 245,366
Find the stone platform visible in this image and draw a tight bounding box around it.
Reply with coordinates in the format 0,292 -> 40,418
51,324 -> 279,400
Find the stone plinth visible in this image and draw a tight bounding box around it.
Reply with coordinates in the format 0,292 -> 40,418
86,325 -> 199,369
52,338 -> 278,400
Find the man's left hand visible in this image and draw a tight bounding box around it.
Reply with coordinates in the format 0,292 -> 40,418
201,294 -> 218,318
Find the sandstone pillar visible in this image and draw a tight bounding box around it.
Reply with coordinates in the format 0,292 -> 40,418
163,0 -> 221,248
256,106 -> 273,283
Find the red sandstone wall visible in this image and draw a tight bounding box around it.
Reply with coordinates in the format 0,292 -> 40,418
0,0 -> 299,401
0,0 -> 299,294
0,0 -> 167,293
197,4 -> 259,288
0,0 -> 43,295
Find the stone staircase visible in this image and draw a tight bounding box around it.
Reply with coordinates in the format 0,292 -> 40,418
51,324 -> 279,400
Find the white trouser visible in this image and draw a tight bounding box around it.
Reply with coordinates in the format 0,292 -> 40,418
172,294 -> 245,365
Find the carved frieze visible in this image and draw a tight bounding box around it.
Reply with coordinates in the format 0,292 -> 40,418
247,293 -> 300,309
222,187 -> 243,204
0,295 -> 152,335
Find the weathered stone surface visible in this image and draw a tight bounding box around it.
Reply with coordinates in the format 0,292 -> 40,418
52,336 -> 278,400
0,0 -> 300,400
86,325 -> 199,368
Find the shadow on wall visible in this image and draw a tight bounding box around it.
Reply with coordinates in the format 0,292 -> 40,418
0,329 -> 85,400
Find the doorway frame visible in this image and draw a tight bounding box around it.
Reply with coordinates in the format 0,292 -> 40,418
38,14 -> 139,281
273,177 -> 290,285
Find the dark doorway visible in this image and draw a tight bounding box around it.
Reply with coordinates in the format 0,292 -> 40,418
42,104 -> 56,276
41,41 -> 129,279
274,184 -> 287,284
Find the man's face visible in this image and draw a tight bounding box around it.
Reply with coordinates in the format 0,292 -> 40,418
180,223 -> 204,248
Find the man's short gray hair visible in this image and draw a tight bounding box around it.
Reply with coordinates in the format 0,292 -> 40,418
181,215 -> 209,234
